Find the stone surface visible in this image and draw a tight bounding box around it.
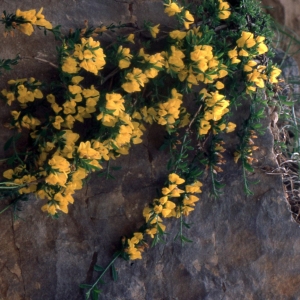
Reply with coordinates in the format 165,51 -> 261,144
261,0 -> 300,68
1,1 -> 300,300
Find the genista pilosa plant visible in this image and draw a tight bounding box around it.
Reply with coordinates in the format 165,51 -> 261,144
0,0 -> 282,298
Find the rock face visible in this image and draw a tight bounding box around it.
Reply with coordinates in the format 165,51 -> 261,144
1,1 -> 300,300
261,0 -> 300,68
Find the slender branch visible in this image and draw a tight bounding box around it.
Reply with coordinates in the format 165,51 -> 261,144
187,104 -> 202,132
85,252 -> 121,299
101,67 -> 119,85
21,55 -> 59,69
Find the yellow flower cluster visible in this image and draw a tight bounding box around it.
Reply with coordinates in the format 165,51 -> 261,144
157,89 -> 183,129
14,7 -> 52,36
62,37 -> 106,75
211,141 -> 227,173
124,232 -> 145,260
0,0 -> 282,228
227,31 -> 282,93
234,130 -> 259,164
198,89 -> 235,136
140,173 -> 202,255
1,77 -> 43,107
175,39 -> 228,88
163,1 -> 194,29
117,46 -> 133,69
121,68 -> 149,93
269,66 -> 282,84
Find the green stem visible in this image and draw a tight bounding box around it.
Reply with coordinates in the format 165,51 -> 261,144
0,203 -> 13,215
85,252 -> 121,300
174,132 -> 188,174
12,137 -> 24,165
0,183 -> 25,191
106,160 -> 111,179
179,207 -> 184,246
210,165 -> 218,197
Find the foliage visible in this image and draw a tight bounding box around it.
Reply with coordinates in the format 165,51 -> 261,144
0,1 -> 282,298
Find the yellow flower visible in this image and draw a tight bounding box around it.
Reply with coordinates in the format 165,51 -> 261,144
185,181 -> 203,193
69,85 -> 82,95
256,42 -> 268,55
117,46 -> 133,69
218,0 -> 231,20
243,60 -> 257,72
164,2 -> 183,16
71,76 -> 84,84
77,141 -> 101,159
126,33 -> 135,43
62,57 -> 78,74
246,85 -> 257,93
46,172 -> 68,187
3,169 -> 14,179
121,68 -> 148,93
269,66 -> 281,83
149,24 -> 160,38
161,201 -> 176,217
105,93 -> 125,116
52,116 -> 64,130
226,122 -> 236,133
234,151 -> 241,163
231,57 -> 241,64
15,8 -> 36,35
228,47 -> 238,59
218,69 -> 228,78
41,203 -> 57,215
247,69 -> 265,88
21,115 -> 41,130
63,100 -> 77,114
199,119 -> 211,135
239,49 -> 249,57
237,31 -> 256,48
169,30 -> 186,40
183,11 -> 194,29
48,155 -> 70,173
169,173 -> 185,184
183,195 -> 199,206
34,7 -> 52,29
215,81 -> 224,89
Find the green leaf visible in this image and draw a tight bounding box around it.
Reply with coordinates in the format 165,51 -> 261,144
183,221 -> 192,229
4,136 -> 14,151
79,283 -> 93,289
94,264 -> 105,272
174,232 -> 179,241
111,166 -> 122,171
157,224 -> 164,235
91,288 -> 101,300
111,264 -> 118,281
244,162 -> 254,172
214,181 -> 225,189
252,123 -> 262,129
181,235 -> 193,243
280,100 -> 295,106
107,173 -> 116,179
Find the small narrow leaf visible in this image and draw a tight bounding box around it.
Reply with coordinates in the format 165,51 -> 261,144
4,136 -> 14,151
244,162 -> 254,172
181,235 -> 193,243
79,283 -> 93,289
94,264 -> 105,272
111,264 -> 118,281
